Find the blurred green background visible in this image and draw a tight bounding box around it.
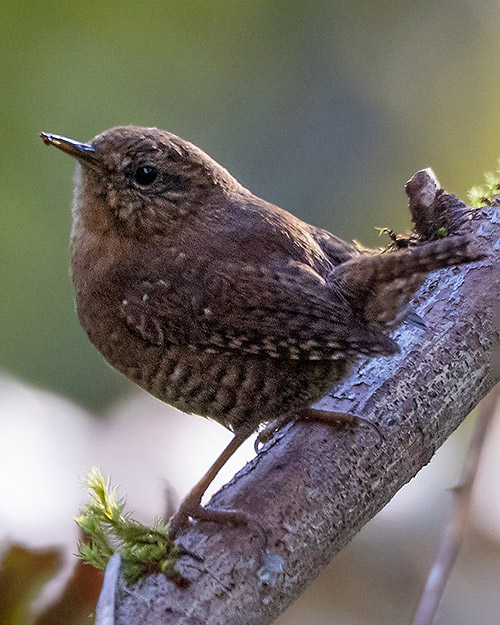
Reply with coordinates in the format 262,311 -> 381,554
2,0 -> 498,409
1,2 -> 499,624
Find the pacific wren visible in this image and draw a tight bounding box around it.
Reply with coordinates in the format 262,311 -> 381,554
40,126 -> 481,536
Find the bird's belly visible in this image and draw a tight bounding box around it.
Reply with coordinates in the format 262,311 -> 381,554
87,315 -> 347,431
138,347 -> 347,431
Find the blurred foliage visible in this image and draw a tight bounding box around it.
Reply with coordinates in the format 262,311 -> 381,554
35,559 -> 103,625
0,545 -> 61,625
0,544 -> 102,625
1,0 -> 500,409
468,159 -> 500,207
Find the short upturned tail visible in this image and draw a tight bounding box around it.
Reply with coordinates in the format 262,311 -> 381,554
334,235 -> 484,286
330,234 -> 485,328
378,235 -> 483,280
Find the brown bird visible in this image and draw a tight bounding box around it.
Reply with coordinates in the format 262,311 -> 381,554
40,126 -> 481,537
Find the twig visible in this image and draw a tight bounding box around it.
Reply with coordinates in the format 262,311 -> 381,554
411,385 -> 500,625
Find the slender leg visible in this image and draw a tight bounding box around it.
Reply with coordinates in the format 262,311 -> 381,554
168,428 -> 264,540
297,407 -> 383,441
254,414 -> 292,452
255,407 -> 382,451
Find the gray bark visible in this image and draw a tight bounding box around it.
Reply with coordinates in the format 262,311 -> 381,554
97,170 -> 499,625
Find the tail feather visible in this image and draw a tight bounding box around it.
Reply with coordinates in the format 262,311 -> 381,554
334,235 -> 484,286
330,234 -> 485,327
380,235 -> 484,280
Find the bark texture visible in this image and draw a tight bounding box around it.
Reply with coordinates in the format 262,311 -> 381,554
96,170 -> 499,625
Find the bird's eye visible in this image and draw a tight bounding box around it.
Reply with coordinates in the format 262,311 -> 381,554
134,165 -> 158,186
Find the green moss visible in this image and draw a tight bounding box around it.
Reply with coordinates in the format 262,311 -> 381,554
467,160 -> 500,207
75,468 -> 188,586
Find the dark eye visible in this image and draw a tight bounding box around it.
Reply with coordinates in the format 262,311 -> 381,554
134,165 -> 158,186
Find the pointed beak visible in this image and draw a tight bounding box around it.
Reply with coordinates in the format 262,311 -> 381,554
40,132 -> 97,166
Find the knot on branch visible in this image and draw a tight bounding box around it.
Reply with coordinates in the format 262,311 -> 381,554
406,168 -> 470,239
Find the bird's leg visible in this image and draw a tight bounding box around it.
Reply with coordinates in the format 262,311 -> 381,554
170,409 -> 381,538
255,407 -> 382,451
254,415 -> 292,452
169,428 -> 265,541
297,407 -> 383,441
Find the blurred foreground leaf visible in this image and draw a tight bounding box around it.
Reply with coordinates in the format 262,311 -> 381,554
35,559 -> 103,625
0,544 -> 61,625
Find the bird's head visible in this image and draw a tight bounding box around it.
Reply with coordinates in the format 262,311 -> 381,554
41,126 -> 240,239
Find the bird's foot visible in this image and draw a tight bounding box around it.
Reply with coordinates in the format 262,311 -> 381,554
168,428 -> 266,541
255,408 -> 383,452
297,407 -> 383,441
254,415 -> 292,452
168,499 -> 267,548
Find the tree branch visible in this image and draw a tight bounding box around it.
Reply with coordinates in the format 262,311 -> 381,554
97,170 -> 499,625
411,385 -> 500,625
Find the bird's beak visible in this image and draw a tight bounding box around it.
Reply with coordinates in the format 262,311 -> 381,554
40,132 -> 97,166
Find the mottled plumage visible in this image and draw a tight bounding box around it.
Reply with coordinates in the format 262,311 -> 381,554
41,126 -> 481,532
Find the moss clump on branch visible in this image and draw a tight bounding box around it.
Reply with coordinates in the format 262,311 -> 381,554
75,468 -> 189,587
468,160 -> 500,207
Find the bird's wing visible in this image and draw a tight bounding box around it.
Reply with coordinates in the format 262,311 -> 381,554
119,258 -> 398,360
309,225 -> 361,265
